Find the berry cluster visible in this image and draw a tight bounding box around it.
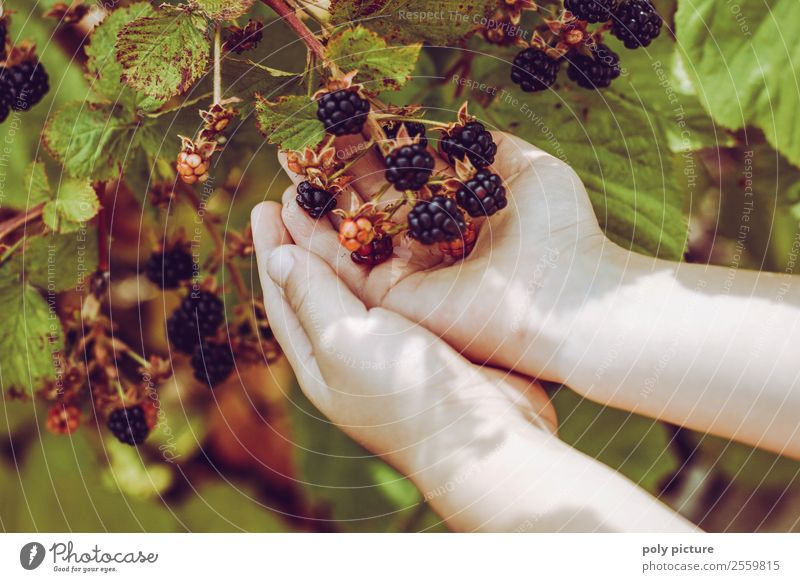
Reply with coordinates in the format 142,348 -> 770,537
0,18 -> 50,123
509,0 -> 662,92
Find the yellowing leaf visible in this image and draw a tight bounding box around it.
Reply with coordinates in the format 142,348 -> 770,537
254,94 -> 325,151
190,0 -> 254,20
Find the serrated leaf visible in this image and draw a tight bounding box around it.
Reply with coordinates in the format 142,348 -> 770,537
17,231 -> 98,292
0,282 -> 63,396
222,57 -> 301,98
24,161 -> 51,205
190,0 -> 254,20
552,388 -> 678,494
254,94 -> 325,151
116,10 -> 210,100
326,26 -> 421,91
42,180 -> 100,234
43,102 -> 132,180
676,0 -> 800,167
330,0 -> 495,44
85,2 -> 164,112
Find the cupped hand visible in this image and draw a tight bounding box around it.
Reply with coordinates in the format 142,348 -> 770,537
275,131 -> 614,381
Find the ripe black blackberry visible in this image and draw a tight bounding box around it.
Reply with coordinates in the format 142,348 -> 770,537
407,196 -> 466,245
567,43 -> 621,89
145,247 -> 195,289
510,48 -> 561,93
107,405 -> 149,445
296,181 -> 336,218
383,121 -> 428,147
0,80 -> 10,124
191,341 -> 234,387
456,170 -> 508,217
351,236 -> 393,267
611,0 -> 662,49
167,290 -> 225,354
440,121 -> 497,169
565,0 -> 617,23
385,142 -> 435,191
316,89 -> 370,136
3,60 -> 50,111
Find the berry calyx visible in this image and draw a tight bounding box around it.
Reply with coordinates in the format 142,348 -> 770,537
440,121 -> 497,169
385,142 -> 435,191
510,48 -> 561,93
567,43 -> 621,89
456,169 -> 508,217
145,246 -> 195,289
107,405 -> 150,446
350,236 -> 393,267
611,0 -> 662,49
316,89 -> 370,136
296,181 -> 337,218
407,195 -> 466,245
383,121 -> 428,147
339,217 -> 375,252
167,290 -> 225,354
191,341 -> 234,387
565,0 -> 617,24
3,60 -> 50,111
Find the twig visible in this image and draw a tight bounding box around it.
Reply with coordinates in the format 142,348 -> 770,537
95,182 -> 109,272
261,0 -> 327,60
213,24 -> 222,104
0,203 -> 44,241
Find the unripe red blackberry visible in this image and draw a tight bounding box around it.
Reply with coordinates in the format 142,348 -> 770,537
296,181 -> 336,218
510,48 -> 561,93
107,405 -> 150,445
383,121 -> 428,147
565,0 -> 617,23
145,247 -> 195,289
167,290 -> 225,354
191,341 -> 234,387
46,403 -> 81,436
350,236 -> 393,267
567,43 -> 621,89
440,121 -> 497,169
3,60 -> 49,111
385,142 -> 435,191
456,170 -> 508,217
407,195 -> 466,245
316,89 -> 370,136
611,0 -> 662,49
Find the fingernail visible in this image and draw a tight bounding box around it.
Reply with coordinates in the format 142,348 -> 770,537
267,247 -> 294,287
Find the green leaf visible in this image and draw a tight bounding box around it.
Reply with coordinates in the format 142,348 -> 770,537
0,282 -> 63,396
254,94 -> 325,151
43,101 -> 132,180
17,230 -> 98,292
190,0 -> 254,20
85,1 -> 164,111
222,57 -> 301,98
326,26 -> 421,91
116,9 -> 210,100
701,435 -> 800,490
329,0 -> 496,45
552,388 -> 678,494
42,180 -> 100,234
24,161 -> 52,205
676,0 -> 800,167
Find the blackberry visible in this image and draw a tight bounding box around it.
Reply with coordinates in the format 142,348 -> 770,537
440,121 -> 497,169
407,195 -> 466,245
316,89 -> 370,136
565,0 -> 617,23
145,247 -> 195,289
383,121 -> 428,147
2,60 -> 50,111
611,0 -> 662,49
385,142 -> 435,191
167,290 -> 225,354
107,405 -> 149,445
351,236 -> 393,267
510,48 -> 561,93
296,181 -> 336,218
0,80 -> 10,124
567,43 -> 621,89
0,19 -> 6,62
191,341 -> 234,387
456,170 -> 508,217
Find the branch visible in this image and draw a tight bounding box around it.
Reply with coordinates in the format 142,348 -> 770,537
0,203 -> 44,241
262,0 -> 326,60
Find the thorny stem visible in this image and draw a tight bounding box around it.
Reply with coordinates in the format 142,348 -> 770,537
261,0 -> 326,60
144,92 -> 213,118
0,203 -> 44,242
213,24 -> 222,104
373,114 -> 450,129
329,140 -> 375,180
